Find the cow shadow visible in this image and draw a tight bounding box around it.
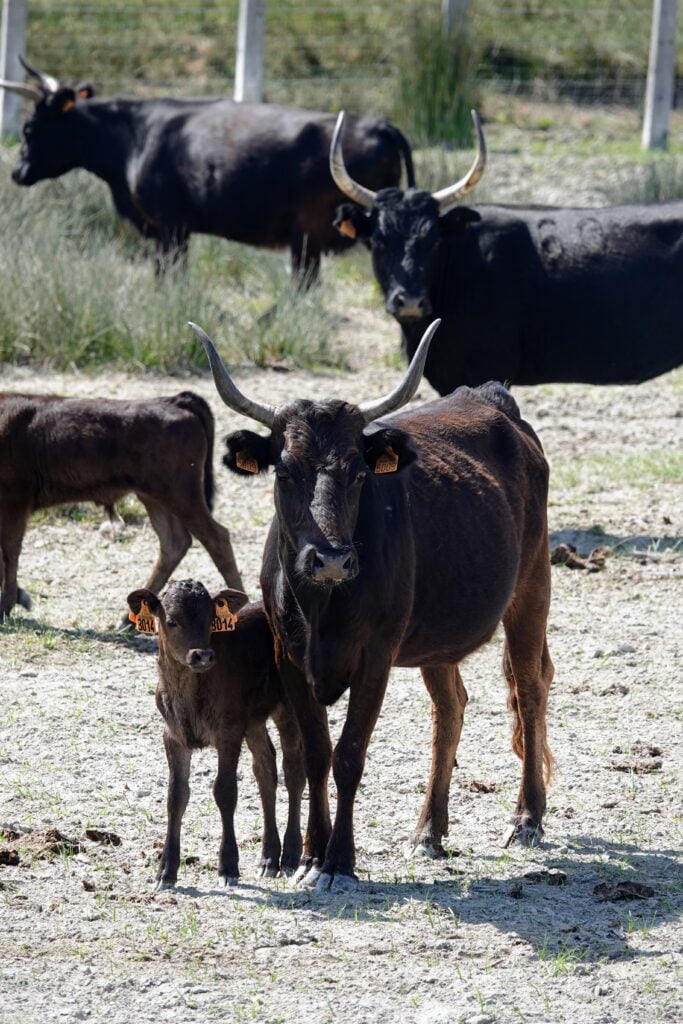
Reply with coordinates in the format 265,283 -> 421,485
549,526 -> 683,558
0,615 -> 158,653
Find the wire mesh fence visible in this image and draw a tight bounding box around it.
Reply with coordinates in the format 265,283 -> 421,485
20,0 -> 683,114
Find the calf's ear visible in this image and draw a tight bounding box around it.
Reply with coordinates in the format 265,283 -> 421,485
223,429 -> 273,475
127,588 -> 162,633
362,426 -> 418,475
211,588 -> 248,632
46,87 -> 77,114
333,203 -> 373,241
212,588 -> 249,614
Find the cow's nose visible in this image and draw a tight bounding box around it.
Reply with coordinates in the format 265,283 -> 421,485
310,546 -> 358,584
186,648 -> 215,671
387,289 -> 432,321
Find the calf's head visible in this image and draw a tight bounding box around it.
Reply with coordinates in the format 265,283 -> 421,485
188,320 -> 440,588
127,580 -> 248,672
0,58 -> 95,185
330,110 -> 486,323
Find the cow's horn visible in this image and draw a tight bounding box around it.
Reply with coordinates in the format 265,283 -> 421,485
432,110 -> 486,216
330,111 -> 377,210
188,322 -> 276,429
0,80 -> 42,103
359,320 -> 440,424
19,56 -> 59,94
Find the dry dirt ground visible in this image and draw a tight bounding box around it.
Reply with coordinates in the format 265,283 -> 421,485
2,128 -> 683,1023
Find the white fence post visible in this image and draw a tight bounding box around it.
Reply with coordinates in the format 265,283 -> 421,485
234,0 -> 265,103
0,0 -> 29,139
642,0 -> 679,150
442,0 -> 470,35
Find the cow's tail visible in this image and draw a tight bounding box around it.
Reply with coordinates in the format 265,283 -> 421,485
174,391 -> 215,510
383,123 -> 415,189
475,380 -> 521,421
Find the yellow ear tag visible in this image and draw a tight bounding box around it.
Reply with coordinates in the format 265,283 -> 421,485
374,445 -> 399,474
211,597 -> 238,633
235,451 -> 259,474
62,98 -> 75,113
338,218 -> 357,239
129,600 -> 157,634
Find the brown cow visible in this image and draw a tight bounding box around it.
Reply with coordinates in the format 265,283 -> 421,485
127,580 -> 305,889
0,390 -> 243,623
192,320 -> 554,894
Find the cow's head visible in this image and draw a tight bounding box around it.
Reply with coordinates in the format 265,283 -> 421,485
189,320 -> 439,588
331,110 -> 486,323
127,580 -> 248,672
0,58 -> 95,185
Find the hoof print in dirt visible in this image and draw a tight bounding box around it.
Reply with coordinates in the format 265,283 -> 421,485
593,881 -> 655,902
523,868 -> 568,886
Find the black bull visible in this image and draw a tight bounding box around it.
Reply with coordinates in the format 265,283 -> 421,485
331,111 -> 683,394
0,60 -> 413,282
191,321 -> 554,893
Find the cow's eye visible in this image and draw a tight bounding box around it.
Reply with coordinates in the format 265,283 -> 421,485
275,467 -> 290,481
354,470 -> 367,484
166,618 -> 177,628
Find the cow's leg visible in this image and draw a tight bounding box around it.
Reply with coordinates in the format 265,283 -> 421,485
214,730 -> 246,885
154,229 -> 189,277
0,505 -> 29,623
290,232 -> 321,290
156,731 -> 191,891
501,555 -> 554,847
271,701 -> 305,874
278,659 -> 332,883
175,504 -> 245,593
244,724 -> 281,878
407,663 -> 468,860
315,656 -> 392,893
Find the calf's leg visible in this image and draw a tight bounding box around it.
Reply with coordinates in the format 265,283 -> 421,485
271,702 -> 305,874
156,732 -> 191,891
245,724 -> 281,878
214,730 -> 246,885
408,663 -> 468,860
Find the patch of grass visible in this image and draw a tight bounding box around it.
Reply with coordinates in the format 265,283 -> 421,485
605,157 -> 683,203
551,449 -> 683,493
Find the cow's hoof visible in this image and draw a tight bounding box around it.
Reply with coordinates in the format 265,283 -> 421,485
314,871 -> 358,895
258,862 -> 278,879
17,587 -> 32,611
295,864 -> 322,889
217,874 -> 239,888
279,864 -> 297,878
502,821 -> 543,848
154,878 -> 176,893
404,839 -> 446,861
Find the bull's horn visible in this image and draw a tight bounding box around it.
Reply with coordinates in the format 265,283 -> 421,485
432,110 -> 486,216
19,56 -> 59,93
359,320 -> 440,425
330,111 -> 377,210
188,322 -> 276,429
0,80 -> 42,102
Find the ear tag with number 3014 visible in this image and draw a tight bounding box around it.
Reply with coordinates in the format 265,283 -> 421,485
129,600 -> 157,634
211,597 -> 238,633
374,444 -> 399,474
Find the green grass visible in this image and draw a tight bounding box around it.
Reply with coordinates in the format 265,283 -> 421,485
552,450 -> 683,492
0,153 -> 344,371
605,157 -> 683,203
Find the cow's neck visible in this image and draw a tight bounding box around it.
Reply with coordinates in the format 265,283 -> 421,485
72,102 -> 139,186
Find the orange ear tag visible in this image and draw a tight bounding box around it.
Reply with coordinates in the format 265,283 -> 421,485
62,98 -> 75,112
235,451 -> 259,474
338,219 -> 357,239
374,445 -> 399,474
129,600 -> 157,634
211,597 -> 238,633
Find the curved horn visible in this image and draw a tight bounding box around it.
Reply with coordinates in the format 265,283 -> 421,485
359,320 -> 440,425
19,56 -> 60,94
0,80 -> 42,103
432,110 -> 486,216
188,322 -> 276,429
330,111 -> 377,210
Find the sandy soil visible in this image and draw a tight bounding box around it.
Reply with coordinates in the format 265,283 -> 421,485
1,145 -> 683,1023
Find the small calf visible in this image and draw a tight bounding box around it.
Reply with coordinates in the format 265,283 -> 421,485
0,390 -> 243,623
127,580 -> 305,889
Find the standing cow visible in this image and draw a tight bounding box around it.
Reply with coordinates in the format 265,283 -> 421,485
0,58 -> 414,282
190,321 -> 554,894
330,110 -> 683,393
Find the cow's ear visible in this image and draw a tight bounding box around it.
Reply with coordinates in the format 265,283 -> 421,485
333,203 -> 373,241
223,429 -> 274,475
47,87 -> 77,114
75,81 -> 96,100
127,588 -> 163,632
440,206 -> 481,236
362,426 -> 418,475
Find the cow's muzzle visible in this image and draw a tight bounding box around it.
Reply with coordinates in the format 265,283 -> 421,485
11,162 -> 32,186
303,544 -> 358,584
386,289 -> 432,322
185,648 -> 215,672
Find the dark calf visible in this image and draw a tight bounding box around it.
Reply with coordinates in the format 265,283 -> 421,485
0,390 -> 243,624
127,580 -> 305,889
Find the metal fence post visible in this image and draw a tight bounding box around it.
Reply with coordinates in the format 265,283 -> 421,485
0,0 -> 29,139
442,0 -> 470,35
642,0 -> 679,150
234,0 -> 265,103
